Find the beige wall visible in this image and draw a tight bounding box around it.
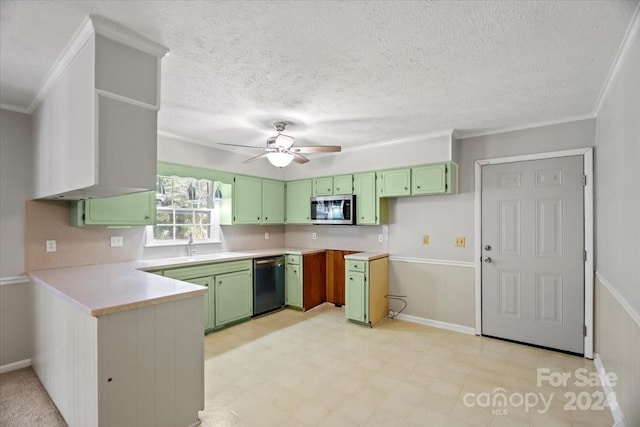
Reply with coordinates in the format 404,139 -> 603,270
595,276 -> 640,427
0,109 -> 33,367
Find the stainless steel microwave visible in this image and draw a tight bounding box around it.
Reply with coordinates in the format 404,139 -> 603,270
310,195 -> 356,225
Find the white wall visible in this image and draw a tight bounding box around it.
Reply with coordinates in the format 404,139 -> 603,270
593,17 -> 640,315
0,109 -> 33,367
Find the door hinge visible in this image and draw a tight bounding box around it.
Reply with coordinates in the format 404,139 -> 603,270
584,325 -> 587,337
584,250 -> 587,262
582,175 -> 587,186
445,166 -> 448,173
82,213 -> 85,220
445,183 -> 448,190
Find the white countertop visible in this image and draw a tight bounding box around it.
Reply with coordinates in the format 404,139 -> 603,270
344,252 -> 389,261
28,247 -> 327,317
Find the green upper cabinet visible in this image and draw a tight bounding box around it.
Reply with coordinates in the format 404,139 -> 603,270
262,179 -> 285,224
286,179 -> 312,224
412,162 -> 457,195
69,191 -> 156,226
233,175 -> 262,224
354,172 -> 387,225
333,174 -> 353,195
378,168 -> 411,197
313,176 -> 333,196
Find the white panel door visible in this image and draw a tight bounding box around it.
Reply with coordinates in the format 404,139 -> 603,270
481,156 -> 584,354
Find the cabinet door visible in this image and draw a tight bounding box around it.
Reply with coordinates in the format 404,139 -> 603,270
412,163 -> 447,195
233,175 -> 262,224
313,177 -> 333,196
378,168 -> 411,197
262,179 -> 285,224
215,270 -> 252,327
345,271 -> 367,323
285,179 -> 312,224
333,174 -> 353,195
187,276 -> 215,332
79,191 -> 156,226
285,264 -> 303,308
353,172 -> 377,225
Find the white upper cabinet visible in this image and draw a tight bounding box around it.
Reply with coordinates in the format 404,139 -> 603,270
32,16 -> 168,200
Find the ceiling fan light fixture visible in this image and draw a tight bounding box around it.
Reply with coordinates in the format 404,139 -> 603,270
274,133 -> 294,149
266,151 -> 294,168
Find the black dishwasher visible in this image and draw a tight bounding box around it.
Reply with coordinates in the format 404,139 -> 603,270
253,256 -> 285,317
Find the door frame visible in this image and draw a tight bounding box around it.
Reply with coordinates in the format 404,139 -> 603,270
474,147 -> 594,358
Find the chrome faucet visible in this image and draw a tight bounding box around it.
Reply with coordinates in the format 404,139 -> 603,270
187,232 -> 196,257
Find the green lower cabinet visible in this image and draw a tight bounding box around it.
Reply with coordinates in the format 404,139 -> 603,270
215,270 -> 253,327
285,261 -> 303,309
188,276 -> 215,331
345,270 -> 367,323
69,191 -> 156,226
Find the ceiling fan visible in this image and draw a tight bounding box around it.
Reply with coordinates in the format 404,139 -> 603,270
218,122 -> 341,167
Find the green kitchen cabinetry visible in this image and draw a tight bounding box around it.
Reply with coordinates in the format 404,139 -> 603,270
344,256 -> 389,327
69,191 -> 156,226
285,255 -> 303,309
313,176 -> 333,196
333,174 -> 353,195
377,168 -> 411,197
353,172 -> 388,225
233,175 -> 263,224
262,179 -> 285,224
412,162 -> 457,195
163,259 -> 253,333
285,179 -> 312,224
215,270 -> 253,327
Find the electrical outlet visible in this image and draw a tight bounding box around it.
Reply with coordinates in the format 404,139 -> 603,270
312,232 -> 317,240
110,236 -> 124,247
378,234 -> 384,243
264,232 -> 270,240
455,237 -> 466,247
422,234 -> 429,245
46,240 -> 56,252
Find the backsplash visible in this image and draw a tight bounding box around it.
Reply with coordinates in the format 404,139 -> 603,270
24,200 -> 145,271
285,224 -> 388,252
24,200 -> 287,270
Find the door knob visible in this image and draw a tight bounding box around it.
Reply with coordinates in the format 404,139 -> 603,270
483,257 -> 492,263
484,245 -> 492,251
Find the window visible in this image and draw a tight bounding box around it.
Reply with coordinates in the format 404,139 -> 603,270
146,175 -> 221,246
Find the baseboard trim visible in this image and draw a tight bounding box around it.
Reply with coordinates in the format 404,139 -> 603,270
0,358 -> 31,374
395,313 -> 476,335
594,353 -> 627,427
388,256 -> 475,268
596,272 -> 640,327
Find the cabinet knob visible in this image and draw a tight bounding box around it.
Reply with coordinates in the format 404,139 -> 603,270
416,186 -> 421,189
404,187 -> 408,190
361,216 -> 364,219
257,217 -> 260,220
144,216 -> 150,219
265,217 -> 268,220
337,187 -> 340,191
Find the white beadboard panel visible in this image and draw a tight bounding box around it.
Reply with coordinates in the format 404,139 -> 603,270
154,302 -> 178,427
135,306 -> 157,427
388,259 -> 475,328
595,275 -> 640,427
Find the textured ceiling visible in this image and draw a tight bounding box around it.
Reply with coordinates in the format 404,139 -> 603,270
1,1 -> 637,152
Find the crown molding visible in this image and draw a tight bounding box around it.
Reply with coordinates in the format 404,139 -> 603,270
25,15 -> 169,114
158,130 -> 218,148
26,16 -> 95,113
593,3 -> 640,116
338,129 -> 455,154
456,114 -> 596,140
90,15 -> 169,58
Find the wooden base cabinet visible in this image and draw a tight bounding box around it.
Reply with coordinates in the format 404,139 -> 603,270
345,256 -> 389,327
326,250 -> 358,305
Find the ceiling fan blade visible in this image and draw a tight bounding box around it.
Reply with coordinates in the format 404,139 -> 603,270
243,153 -> 269,164
291,152 -> 310,164
218,142 -> 266,150
291,145 -> 342,153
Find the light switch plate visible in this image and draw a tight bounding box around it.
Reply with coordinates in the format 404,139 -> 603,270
110,236 -> 124,247
46,240 -> 56,252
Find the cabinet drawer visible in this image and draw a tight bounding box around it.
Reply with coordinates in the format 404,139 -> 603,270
164,259 -> 252,280
286,255 -> 301,265
346,260 -> 367,273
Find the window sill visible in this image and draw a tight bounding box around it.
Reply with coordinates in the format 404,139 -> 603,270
144,240 -> 222,249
